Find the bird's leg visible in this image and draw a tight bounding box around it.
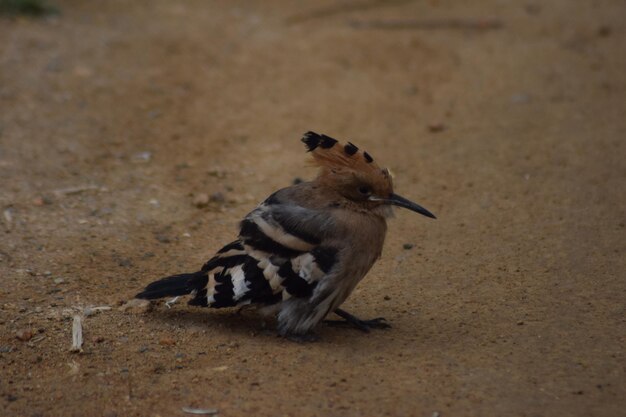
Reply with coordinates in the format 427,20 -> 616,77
324,308 -> 390,333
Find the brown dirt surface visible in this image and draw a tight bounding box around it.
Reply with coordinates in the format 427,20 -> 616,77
1,1 -> 625,416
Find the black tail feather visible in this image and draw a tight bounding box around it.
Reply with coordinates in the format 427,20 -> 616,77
135,272 -> 208,299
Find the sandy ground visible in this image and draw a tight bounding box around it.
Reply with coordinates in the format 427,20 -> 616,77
1,1 -> 625,416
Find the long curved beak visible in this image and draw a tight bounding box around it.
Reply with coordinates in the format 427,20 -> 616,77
376,193 -> 436,219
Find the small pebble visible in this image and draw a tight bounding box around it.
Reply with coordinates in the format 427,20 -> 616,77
0,346 -> 12,353
403,243 -> 414,250
16,329 -> 33,342
207,169 -> 227,178
155,234 -> 171,244
209,192 -> 225,203
116,258 -> 132,267
159,337 -> 176,346
428,123 -> 446,133
597,25 -> 611,37
131,151 -> 152,163
53,277 -> 65,285
3,208 -> 13,228
193,193 -> 210,208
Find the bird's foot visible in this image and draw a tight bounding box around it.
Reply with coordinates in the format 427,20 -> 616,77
324,308 -> 391,333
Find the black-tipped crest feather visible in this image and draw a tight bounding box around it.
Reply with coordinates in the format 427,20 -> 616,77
344,142 -> 359,155
319,134 -> 338,149
302,131 -> 322,151
302,131 -> 339,152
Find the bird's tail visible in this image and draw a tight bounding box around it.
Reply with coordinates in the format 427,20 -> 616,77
135,272 -> 207,300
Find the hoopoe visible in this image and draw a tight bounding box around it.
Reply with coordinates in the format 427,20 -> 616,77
136,132 -> 435,341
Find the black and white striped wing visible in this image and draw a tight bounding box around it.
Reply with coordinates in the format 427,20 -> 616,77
188,240 -> 280,308
188,197 -> 338,308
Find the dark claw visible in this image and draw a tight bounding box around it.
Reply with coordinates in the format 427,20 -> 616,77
325,309 -> 391,333
363,317 -> 391,329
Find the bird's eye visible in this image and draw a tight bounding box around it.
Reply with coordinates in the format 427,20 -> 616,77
358,186 -> 372,195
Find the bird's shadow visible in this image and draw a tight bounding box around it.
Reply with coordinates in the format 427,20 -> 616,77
143,303 -> 367,344
146,305 -> 274,338
140,302 -> 467,349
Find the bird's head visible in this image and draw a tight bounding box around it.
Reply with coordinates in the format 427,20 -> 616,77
301,131 -> 436,219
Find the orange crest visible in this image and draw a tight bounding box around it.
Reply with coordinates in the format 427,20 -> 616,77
301,131 -> 394,197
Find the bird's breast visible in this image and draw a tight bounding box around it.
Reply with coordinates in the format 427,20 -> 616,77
329,211 -> 388,287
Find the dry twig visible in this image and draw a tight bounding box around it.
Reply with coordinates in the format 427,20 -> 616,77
53,185 -> 101,197
70,315 -> 83,353
181,407 -> 218,415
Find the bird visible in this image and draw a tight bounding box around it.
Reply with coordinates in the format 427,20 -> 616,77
136,131 -> 436,341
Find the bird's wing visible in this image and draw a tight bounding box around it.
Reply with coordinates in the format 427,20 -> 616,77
188,189 -> 340,308
188,239 -> 279,308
